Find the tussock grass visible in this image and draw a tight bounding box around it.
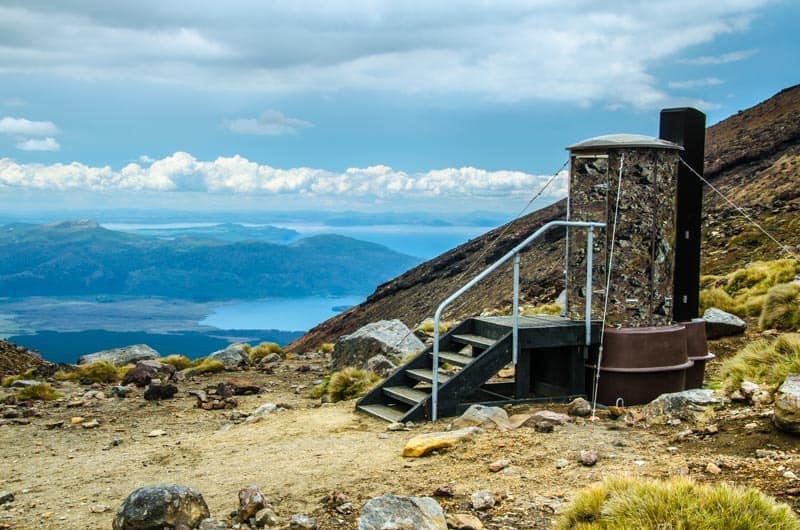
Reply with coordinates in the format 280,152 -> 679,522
16,383 -> 62,402
555,476 -> 800,530
716,334 -> 800,394
309,367 -> 380,402
185,358 -> 225,375
246,342 -> 283,362
54,361 -> 126,384
1,368 -> 37,387
760,282 -> 800,331
521,303 -> 562,316
160,354 -> 194,370
319,343 -> 334,354
699,258 -> 799,317
416,320 -> 451,334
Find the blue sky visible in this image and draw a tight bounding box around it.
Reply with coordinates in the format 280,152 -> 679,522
0,0 -> 797,215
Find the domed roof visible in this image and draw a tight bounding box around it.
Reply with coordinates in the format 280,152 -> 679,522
567,134 -> 683,151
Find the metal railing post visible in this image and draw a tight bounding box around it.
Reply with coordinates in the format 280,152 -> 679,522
585,226 -> 594,345
512,253 -> 520,365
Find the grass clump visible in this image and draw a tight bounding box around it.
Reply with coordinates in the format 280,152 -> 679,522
247,342 -> 283,362
555,476 -> 800,530
700,258 -> 799,317
521,303 -> 562,316
185,358 -> 225,375
1,368 -> 38,387
319,343 -> 334,354
309,367 -> 380,402
16,383 -> 62,402
53,361 -> 125,384
160,354 -> 194,370
715,334 -> 800,394
759,282 -> 800,331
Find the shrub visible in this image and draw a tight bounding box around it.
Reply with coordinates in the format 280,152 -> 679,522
186,358 -> 225,375
309,367 -> 380,402
54,361 -> 124,384
319,343 -> 334,354
160,354 -> 194,370
716,334 -> 800,394
16,383 -> 62,402
760,282 -> 800,331
248,342 -> 283,362
555,476 -> 800,530
521,303 -> 562,316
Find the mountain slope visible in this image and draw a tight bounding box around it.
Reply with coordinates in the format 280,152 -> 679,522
289,85 -> 800,352
0,221 -> 419,301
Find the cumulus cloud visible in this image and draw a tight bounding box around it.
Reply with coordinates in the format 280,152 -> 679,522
15,137 -> 60,151
225,111 -> 312,136
0,1 -> 771,108
668,78 -> 724,89
681,49 -> 758,65
0,116 -> 59,136
0,153 -> 566,200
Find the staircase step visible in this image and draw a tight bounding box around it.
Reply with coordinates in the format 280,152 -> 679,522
432,351 -> 473,367
451,334 -> 495,349
384,386 -> 428,405
358,404 -> 407,423
406,368 -> 451,384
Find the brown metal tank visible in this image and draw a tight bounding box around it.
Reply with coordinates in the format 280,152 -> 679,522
586,324 -> 692,405
682,319 -> 715,389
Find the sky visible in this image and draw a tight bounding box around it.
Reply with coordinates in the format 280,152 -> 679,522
0,0 -> 797,215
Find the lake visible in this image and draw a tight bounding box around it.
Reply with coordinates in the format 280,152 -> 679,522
200,295 -> 365,330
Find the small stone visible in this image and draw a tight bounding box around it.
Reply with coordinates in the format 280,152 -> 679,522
674,428 -> 694,441
705,424 -> 719,434
752,390 -> 773,406
567,397 -> 592,417
740,381 -> 759,399
488,458 -> 511,472
706,463 -> 722,475
745,422 -> 759,431
199,519 -> 229,530
112,485 -> 209,530
786,489 -> 800,497
147,429 -> 166,437
578,450 -> 598,466
446,513 -> 484,530
634,460 -> 646,466
227,378 -> 261,395
245,403 -> 278,423
432,486 -> 454,498
534,422 -> 554,433
387,422 -> 406,431
784,471 -> 798,480
82,419 -> 100,429
555,458 -> 569,469
470,490 -> 495,510
0,491 -> 14,505
667,446 -> 678,452
402,427 -> 483,457
143,383 -> 178,401
289,513 -> 317,529
239,484 -> 268,520
607,406 -> 626,419
111,385 -> 134,398
730,389 -> 746,402
44,420 -> 64,430
255,506 -> 279,526
89,504 -> 110,513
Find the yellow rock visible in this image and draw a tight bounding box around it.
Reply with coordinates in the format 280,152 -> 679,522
70,416 -> 85,425
402,427 -> 482,457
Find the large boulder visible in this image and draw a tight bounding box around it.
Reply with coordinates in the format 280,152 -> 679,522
112,485 -> 210,530
402,427 -> 483,457
122,360 -> 176,387
358,494 -> 447,530
332,320 -> 424,371
702,308 -> 746,339
642,389 -> 723,422
207,343 -> 250,370
774,374 -> 800,434
79,344 -> 159,366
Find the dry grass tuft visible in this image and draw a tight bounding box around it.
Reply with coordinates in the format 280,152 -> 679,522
53,361 -> 126,384
185,358 -> 225,375
309,367 -> 380,402
160,354 -> 194,370
521,303 -> 562,316
16,383 -> 62,402
555,476 -> 800,530
716,334 -> 800,394
760,282 -> 800,331
247,342 -> 283,362
319,343 -> 335,354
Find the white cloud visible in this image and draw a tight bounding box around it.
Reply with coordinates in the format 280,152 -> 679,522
225,111 -> 312,136
0,116 -> 59,136
681,49 -> 758,65
668,77 -> 724,89
15,137 -> 60,151
0,1 -> 771,108
0,153 -> 567,200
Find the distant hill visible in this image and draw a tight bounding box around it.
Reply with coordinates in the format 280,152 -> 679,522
118,222 -> 300,243
0,220 -> 419,301
289,85 -> 800,352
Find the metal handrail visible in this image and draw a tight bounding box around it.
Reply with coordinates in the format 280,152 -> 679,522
431,220 -> 605,420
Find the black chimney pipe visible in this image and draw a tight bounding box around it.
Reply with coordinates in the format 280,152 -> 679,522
659,107 -> 706,322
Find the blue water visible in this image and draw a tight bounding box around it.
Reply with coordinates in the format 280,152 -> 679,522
200,295 -> 365,331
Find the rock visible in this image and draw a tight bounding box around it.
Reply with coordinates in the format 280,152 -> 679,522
238,484 -> 268,520
752,390 -> 774,406
198,519 -> 229,530
528,410 -> 572,426
258,352 -> 282,365
452,404 -> 522,431
90,504 -> 110,513
79,344 -> 160,366
488,458 -> 511,472
148,429 -> 167,437
362,354 -> 397,378
255,507 -> 279,527
112,485 -> 210,530
774,374 -> 800,434
578,450 -> 598,466
567,397 -> 592,417
207,343 -> 250,370
706,463 -> 722,475
245,403 -> 279,423
0,491 -> 14,505
387,422 -> 406,432
9,379 -> 40,388
470,490 -> 495,510
144,383 -> 178,401
44,420 -> 64,430
702,308 -> 746,339
70,416 -> 85,425
555,458 -> 569,469
642,389 -> 722,422
447,514 -> 484,530
432,486 -> 454,498
358,494 -> 446,530
123,360 -> 176,387
289,514 -> 317,529
111,385 -> 135,398
402,427 -> 483,457
740,380 -> 759,399
82,419 -> 100,429
332,320 -> 424,372
534,422 -> 554,433
227,378 -> 261,395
